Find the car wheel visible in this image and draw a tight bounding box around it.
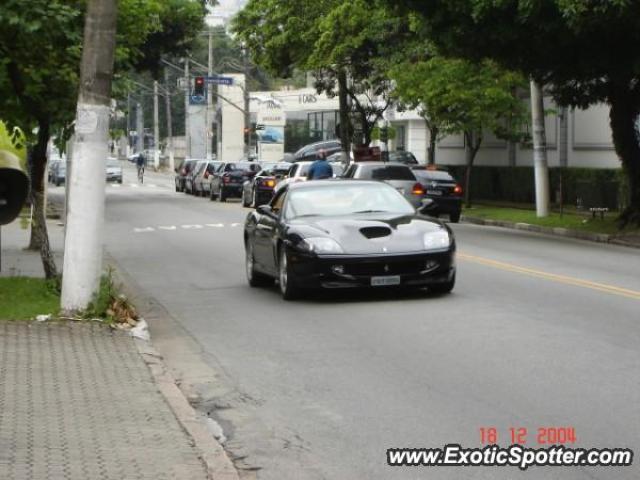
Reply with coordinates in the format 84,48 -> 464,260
118,178 -> 123,184
430,273 -> 456,294
242,190 -> 250,208
55,179 -> 61,187
278,246 -> 300,300
450,211 -> 461,223
246,242 -> 273,287
219,187 -> 227,202
252,189 -> 258,208
209,187 -> 217,201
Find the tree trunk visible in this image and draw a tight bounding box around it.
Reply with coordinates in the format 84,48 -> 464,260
61,0 -> 118,313
427,121 -> 438,165
337,69 -> 351,161
609,84 -> 640,227
27,119 -> 58,279
464,131 -> 482,208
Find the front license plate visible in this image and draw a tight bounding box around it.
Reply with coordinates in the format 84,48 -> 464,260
371,275 -> 401,286
427,189 -> 443,196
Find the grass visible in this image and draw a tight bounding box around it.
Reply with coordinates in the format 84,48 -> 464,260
0,277 -> 60,320
463,205 -> 640,236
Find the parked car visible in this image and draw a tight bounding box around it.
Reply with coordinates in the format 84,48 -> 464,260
411,167 -> 463,222
293,140 -> 342,162
175,159 -> 199,192
106,158 -> 123,183
242,162 -> 292,208
209,161 -> 262,202
193,161 -> 222,197
388,151 -> 418,165
50,161 -> 66,186
273,161 -> 314,193
341,162 -> 424,208
48,159 -> 62,183
244,180 -> 456,299
184,160 -> 208,194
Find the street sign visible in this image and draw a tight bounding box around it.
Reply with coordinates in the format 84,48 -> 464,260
205,76 -> 234,86
190,94 -> 206,105
255,124 -> 265,131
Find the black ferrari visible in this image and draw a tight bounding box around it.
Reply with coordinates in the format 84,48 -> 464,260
244,180 -> 456,300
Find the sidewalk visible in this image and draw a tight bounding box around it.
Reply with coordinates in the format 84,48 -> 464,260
1,214 -> 238,479
0,322 -> 210,480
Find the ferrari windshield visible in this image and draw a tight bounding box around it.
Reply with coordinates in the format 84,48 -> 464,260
284,183 -> 414,219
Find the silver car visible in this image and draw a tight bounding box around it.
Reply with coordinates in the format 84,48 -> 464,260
340,162 -> 424,208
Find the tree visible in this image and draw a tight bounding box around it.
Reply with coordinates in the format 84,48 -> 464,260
385,0 -> 640,226
0,0 -> 205,279
391,57 -> 528,206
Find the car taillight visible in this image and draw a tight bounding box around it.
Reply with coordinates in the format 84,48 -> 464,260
223,174 -> 230,184
412,183 -> 425,195
453,184 -> 463,195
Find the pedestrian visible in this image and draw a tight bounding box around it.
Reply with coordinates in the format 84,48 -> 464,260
307,149 -> 333,180
136,151 -> 145,183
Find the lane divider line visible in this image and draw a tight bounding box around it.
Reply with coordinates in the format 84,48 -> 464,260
458,252 -> 640,301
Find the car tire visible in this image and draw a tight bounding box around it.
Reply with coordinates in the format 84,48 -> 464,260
219,187 -> 227,202
450,211 -> 461,223
210,187 -> 217,201
242,191 -> 250,208
246,242 -> 273,287
430,273 -> 455,294
252,189 -> 258,208
278,246 -> 301,300
55,179 -> 61,187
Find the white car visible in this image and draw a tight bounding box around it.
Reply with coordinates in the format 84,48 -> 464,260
273,161 -> 314,193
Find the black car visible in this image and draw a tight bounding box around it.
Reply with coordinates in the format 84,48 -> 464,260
411,167 -> 463,222
209,161 -> 262,202
293,140 -> 342,162
242,162 -> 291,208
244,180 -> 456,300
175,159 -> 199,192
388,151 -> 418,165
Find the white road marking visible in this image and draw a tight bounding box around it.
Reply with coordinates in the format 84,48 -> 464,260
158,226 -> 177,231
147,184 -> 157,188
206,223 -> 224,228
134,227 -> 155,233
111,184 -> 121,188
181,224 -> 204,229
130,184 -> 139,188
230,223 -> 241,227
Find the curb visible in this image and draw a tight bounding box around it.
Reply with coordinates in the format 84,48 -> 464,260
134,339 -> 240,480
105,256 -> 241,480
461,215 -> 640,249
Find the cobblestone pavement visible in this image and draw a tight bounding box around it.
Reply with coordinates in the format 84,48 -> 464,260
0,322 -> 209,480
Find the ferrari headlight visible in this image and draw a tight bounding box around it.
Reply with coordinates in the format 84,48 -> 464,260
423,230 -> 450,250
298,237 -> 344,254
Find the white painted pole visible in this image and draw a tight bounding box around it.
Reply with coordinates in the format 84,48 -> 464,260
206,31 -> 213,161
184,58 -> 191,159
530,79 -> 550,217
153,80 -> 160,169
61,0 -> 117,312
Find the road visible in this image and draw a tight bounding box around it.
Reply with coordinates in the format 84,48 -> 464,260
91,161 -> 640,479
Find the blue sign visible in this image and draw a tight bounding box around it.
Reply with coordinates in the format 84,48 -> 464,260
205,76 -> 234,86
190,94 -> 206,105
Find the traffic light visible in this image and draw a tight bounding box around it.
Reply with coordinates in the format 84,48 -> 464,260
194,76 -> 205,96
0,150 -> 29,225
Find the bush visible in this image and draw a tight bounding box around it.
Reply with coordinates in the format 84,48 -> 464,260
444,165 -> 621,210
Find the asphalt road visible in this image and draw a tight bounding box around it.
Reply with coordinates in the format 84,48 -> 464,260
97,161 -> 640,480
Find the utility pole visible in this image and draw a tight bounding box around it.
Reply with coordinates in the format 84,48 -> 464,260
126,91 -> 131,157
61,0 -> 118,312
242,44 -> 251,156
164,67 -> 174,171
530,79 -> 550,217
207,30 -> 213,160
136,101 -> 143,153
153,80 -> 160,169
184,58 -> 191,158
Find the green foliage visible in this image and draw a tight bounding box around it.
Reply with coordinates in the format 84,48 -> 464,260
84,269 -> 116,320
0,120 -> 27,168
391,58 -> 528,142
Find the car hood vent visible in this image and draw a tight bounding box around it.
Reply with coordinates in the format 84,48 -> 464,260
360,226 -> 392,239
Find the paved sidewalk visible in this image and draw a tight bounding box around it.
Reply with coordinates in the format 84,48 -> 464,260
0,322 -> 209,480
